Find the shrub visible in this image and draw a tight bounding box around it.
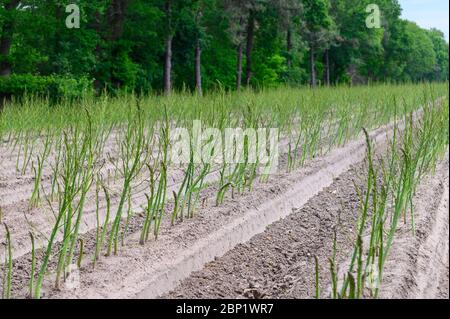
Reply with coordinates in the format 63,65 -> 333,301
0,74 -> 93,102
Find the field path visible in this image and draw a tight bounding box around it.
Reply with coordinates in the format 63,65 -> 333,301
165,153 -> 449,299
380,153 -> 449,299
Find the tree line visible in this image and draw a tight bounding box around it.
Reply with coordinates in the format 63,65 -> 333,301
0,0 -> 448,95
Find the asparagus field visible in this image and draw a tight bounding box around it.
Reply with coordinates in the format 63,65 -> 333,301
0,83 -> 448,299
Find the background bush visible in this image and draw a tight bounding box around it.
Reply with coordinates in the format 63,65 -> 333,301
0,74 -> 93,102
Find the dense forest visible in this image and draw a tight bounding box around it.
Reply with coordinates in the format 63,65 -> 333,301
0,0 -> 448,97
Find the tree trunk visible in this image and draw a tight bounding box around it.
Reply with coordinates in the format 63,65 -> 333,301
93,11 -> 103,92
324,49 -> 330,86
286,29 -> 293,69
0,31 -> 13,77
0,0 -> 20,77
194,8 -> 204,96
163,35 -> 173,94
236,43 -> 243,91
107,0 -> 130,89
108,0 -> 129,41
54,4 -> 63,74
245,11 -> 255,87
310,44 -> 317,88
163,0 -> 173,95
195,39 -> 202,96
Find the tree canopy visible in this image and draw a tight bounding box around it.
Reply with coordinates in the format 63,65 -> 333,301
0,0 -> 448,95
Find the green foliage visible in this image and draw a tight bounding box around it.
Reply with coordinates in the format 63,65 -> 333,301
303,0 -> 332,32
402,21 -> 437,81
0,74 -> 93,101
0,0 -> 447,94
426,29 -> 449,81
254,54 -> 287,86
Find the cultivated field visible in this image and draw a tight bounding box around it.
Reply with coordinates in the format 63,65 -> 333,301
0,83 -> 448,299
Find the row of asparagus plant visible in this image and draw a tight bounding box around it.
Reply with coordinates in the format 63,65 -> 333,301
317,95 -> 448,299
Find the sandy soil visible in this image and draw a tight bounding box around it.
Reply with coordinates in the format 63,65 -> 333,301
0,113 -> 396,261
0,128 -> 300,260
380,153 -> 449,299
29,122 -> 392,299
165,160 -> 366,299
1,109 -> 447,299
0,132 -> 329,298
164,154 -> 449,299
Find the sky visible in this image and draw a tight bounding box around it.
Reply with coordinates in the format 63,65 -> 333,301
398,0 -> 449,41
